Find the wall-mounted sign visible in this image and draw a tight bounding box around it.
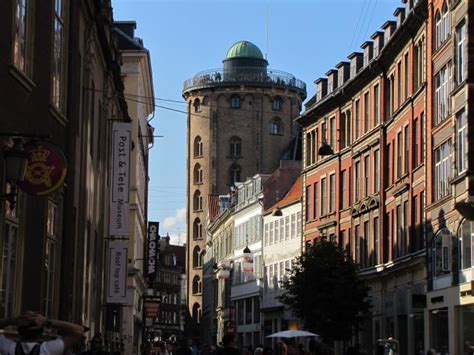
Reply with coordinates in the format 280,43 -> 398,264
243,252 -> 253,273
147,222 -> 160,282
144,302 -> 160,319
19,142 -> 67,196
109,122 -> 131,236
107,240 -> 128,304
217,260 -> 231,280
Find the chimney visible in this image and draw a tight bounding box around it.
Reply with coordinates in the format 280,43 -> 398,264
382,21 -> 397,44
394,7 -> 406,27
326,69 -> 338,94
115,21 -> 137,38
348,52 -> 363,79
361,41 -> 374,66
315,78 -> 328,101
371,31 -> 385,57
336,61 -> 350,86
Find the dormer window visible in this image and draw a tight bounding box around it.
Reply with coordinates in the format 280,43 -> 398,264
230,95 -> 241,108
272,97 -> 282,111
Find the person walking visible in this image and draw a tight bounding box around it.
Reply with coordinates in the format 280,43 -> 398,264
0,310 -> 85,354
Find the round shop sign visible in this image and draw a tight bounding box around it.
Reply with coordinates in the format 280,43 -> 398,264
19,142 -> 67,196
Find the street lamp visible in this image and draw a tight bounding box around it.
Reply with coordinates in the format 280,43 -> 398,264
318,142 -> 334,156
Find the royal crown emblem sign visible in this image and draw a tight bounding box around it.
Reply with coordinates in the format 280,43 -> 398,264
19,142 -> 67,196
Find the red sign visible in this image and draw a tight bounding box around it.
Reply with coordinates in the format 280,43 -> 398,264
19,143 -> 67,196
145,302 -> 160,319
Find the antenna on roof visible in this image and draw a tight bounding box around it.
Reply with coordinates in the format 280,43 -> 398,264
265,2 -> 269,60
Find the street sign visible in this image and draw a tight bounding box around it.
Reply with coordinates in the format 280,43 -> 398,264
106,240 -> 128,304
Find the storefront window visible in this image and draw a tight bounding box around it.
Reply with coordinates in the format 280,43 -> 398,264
460,305 -> 474,355
432,228 -> 454,277
431,308 -> 449,352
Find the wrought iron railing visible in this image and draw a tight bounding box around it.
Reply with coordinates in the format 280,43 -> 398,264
183,68 -> 306,93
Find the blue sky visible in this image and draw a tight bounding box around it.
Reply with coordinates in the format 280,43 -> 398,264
112,0 -> 401,244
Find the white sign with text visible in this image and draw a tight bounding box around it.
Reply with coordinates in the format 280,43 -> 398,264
109,122 -> 131,236
107,240 -> 128,304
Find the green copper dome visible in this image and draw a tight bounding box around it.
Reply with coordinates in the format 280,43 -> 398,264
225,41 -> 264,60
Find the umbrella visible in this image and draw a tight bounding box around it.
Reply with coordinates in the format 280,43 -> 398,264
266,330 -> 319,338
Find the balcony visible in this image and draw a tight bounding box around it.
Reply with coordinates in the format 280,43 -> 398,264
183,68 -> 307,97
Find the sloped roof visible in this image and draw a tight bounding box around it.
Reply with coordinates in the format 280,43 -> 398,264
265,175 -> 302,214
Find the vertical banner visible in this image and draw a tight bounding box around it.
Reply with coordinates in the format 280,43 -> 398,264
147,222 -> 160,284
109,122 -> 131,236
217,260 -> 231,280
107,240 -> 128,304
243,252 -> 254,273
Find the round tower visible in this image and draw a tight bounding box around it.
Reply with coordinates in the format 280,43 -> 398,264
182,40 -> 306,332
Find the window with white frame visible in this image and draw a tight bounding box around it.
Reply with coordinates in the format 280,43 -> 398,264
329,174 -> 336,213
435,11 -> 442,48
321,177 -> 327,215
456,21 -> 466,83
432,228 -> 453,277
435,63 -> 451,125
290,214 -> 296,238
434,141 -> 452,201
456,109 -> 467,174
442,2 -> 450,42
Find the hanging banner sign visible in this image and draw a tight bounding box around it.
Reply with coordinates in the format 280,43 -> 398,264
144,302 -> 160,319
217,260 -> 231,280
107,240 -> 128,304
243,253 -> 254,273
109,122 -> 131,236
19,142 -> 67,196
147,222 -> 160,282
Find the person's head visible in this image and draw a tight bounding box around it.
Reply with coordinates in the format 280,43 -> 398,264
17,319 -> 44,341
222,334 -> 237,348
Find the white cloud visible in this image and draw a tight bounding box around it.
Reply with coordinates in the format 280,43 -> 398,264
162,207 -> 186,229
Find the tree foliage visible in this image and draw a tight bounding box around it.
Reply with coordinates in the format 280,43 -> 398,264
279,239 -> 371,343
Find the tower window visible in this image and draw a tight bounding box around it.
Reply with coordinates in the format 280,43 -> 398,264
270,118 -> 282,135
193,190 -> 202,211
272,97 -> 282,111
193,246 -> 201,268
193,99 -> 201,112
193,218 -> 203,240
230,137 -> 242,158
230,164 -> 241,185
194,163 -> 203,184
192,276 -> 202,295
194,136 -> 203,157
230,95 -> 241,109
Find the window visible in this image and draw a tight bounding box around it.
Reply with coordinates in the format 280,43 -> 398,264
313,182 -> 318,219
374,217 -> 379,265
364,155 -> 370,197
329,174 -> 336,213
355,99 -> 360,139
229,164 -> 241,185
442,2 -> 450,42
456,22 -> 466,83
51,0 -> 67,113
459,220 -> 473,270
330,117 -> 336,150
193,218 -> 202,240
272,97 -> 282,111
193,190 -> 202,211
193,246 -> 201,268
264,223 -> 269,246
297,212 -> 302,236
404,52 -> 409,100
413,119 -> 419,168
345,111 -> 352,146
434,141 -> 452,201
396,205 -> 402,258
230,95 -> 241,108
355,225 -> 360,264
364,92 -> 370,133
340,170 -> 347,209
193,99 -> 201,112
230,136 -> 242,157
403,201 -> 409,256
354,161 -> 360,201
432,228 -> 453,277
285,216 -> 290,240
321,121 -> 327,143
389,75 -> 395,116
340,113 -> 346,149
305,185 -> 311,221
363,221 -> 369,268
305,132 -> 311,166
435,63 -> 452,124
397,61 -> 402,108
374,150 -> 380,193
44,201 -> 58,318
321,177 -> 327,215
374,84 -> 380,126
194,136 -> 203,157
311,130 -> 317,164
192,303 -> 201,323
12,0 -> 33,75
414,40 -> 424,90
397,132 -> 402,178
1,216 -> 20,318
290,214 -> 296,238
194,163 -> 203,184
270,118 -> 282,135
456,109 -> 467,174
192,276 -> 202,294
404,125 -> 409,174
435,11 -> 442,48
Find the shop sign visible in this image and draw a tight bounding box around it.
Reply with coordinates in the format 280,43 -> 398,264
109,122 -> 131,236
106,240 -> 128,304
217,260 -> 231,280
147,222 -> 160,281
243,253 -> 253,273
19,142 -> 67,196
144,302 -> 160,319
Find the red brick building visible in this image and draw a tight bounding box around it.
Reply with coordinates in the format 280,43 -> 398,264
298,1 -> 428,353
